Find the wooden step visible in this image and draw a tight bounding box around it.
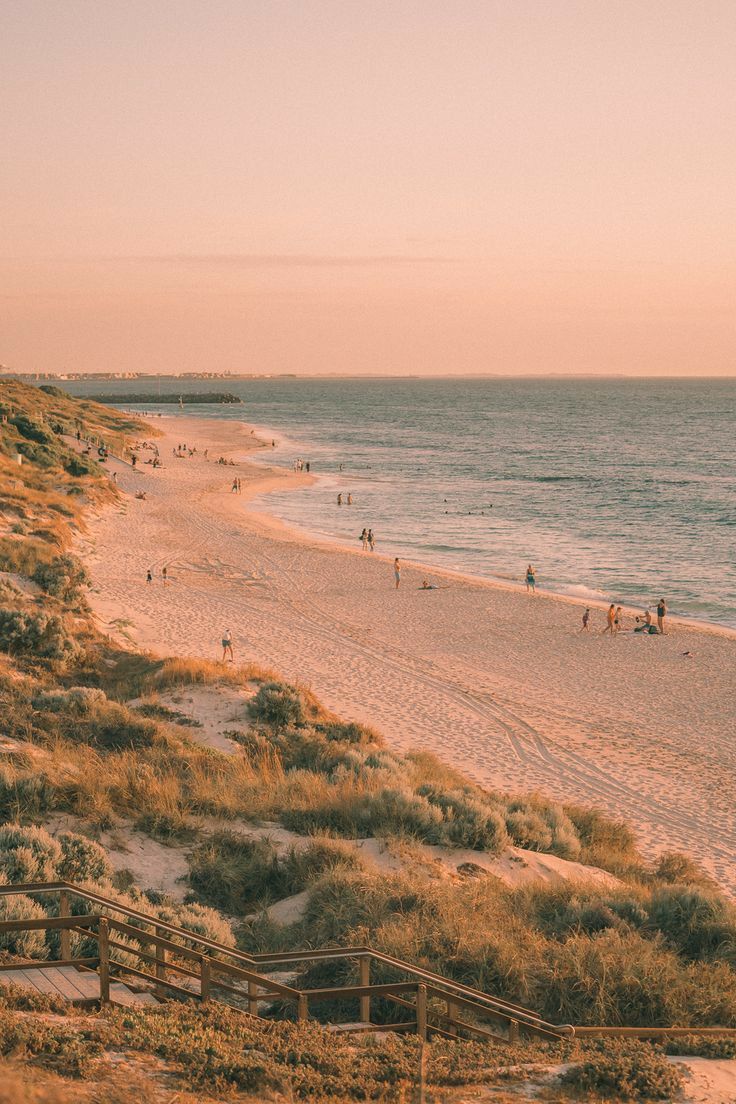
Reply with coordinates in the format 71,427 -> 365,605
0,965 -> 160,1008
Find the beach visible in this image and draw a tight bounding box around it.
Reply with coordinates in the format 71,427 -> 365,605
79,415 -> 736,894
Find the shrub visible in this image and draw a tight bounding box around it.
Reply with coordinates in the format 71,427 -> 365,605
57,832 -> 112,883
0,824 -> 61,883
645,885 -> 736,961
249,681 -> 307,730
0,884 -> 48,958
654,852 -> 712,886
189,833 -> 362,914
419,786 -> 510,852
9,416 -> 53,445
0,609 -> 75,660
561,1039 -> 683,1100
31,555 -> 90,602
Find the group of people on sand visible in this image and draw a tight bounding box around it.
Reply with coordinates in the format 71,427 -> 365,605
231,477 -> 243,494
337,493 -> 353,506
580,599 -> 668,635
173,444 -> 196,458
359,528 -> 375,551
293,458 -> 311,473
146,566 -> 169,585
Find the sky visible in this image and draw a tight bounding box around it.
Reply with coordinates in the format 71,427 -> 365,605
1,1 -> 735,376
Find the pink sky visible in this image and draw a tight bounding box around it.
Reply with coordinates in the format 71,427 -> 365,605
1,1 -> 735,376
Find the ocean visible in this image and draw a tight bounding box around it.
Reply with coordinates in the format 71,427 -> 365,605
56,377 -> 736,628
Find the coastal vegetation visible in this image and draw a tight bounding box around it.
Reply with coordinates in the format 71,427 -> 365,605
1,380 -> 735,1100
85,391 -> 243,404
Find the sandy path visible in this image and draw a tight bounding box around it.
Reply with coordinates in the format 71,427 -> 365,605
78,416 -> 736,894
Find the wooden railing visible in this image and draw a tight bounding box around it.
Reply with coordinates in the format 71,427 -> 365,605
1,882 -> 735,1043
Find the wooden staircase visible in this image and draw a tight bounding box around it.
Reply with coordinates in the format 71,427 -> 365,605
1,964 -> 159,1008
2,881 -> 735,1045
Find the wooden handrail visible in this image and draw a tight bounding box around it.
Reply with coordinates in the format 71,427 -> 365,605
2,881 -> 736,1043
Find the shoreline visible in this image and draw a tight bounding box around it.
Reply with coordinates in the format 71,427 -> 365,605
230,417 -> 736,642
77,412 -> 736,894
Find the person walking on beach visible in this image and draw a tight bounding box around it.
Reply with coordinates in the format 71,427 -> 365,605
394,558 -> 401,589
602,604 -> 616,634
347,493 -> 353,505
581,607 -> 590,631
360,528 -> 368,551
146,569 -> 153,585
337,493 -> 342,506
221,630 -> 234,663
231,478 -> 238,493
657,598 -> 667,634
368,529 -> 375,551
525,565 -> 536,594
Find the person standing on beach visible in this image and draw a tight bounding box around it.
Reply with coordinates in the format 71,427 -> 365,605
146,570 -> 153,585
602,604 -> 616,634
368,529 -> 375,551
162,566 -> 168,586
221,630 -> 234,663
581,607 -> 590,631
614,606 -> 623,633
337,493 -> 342,506
306,461 -> 310,472
347,493 -> 353,505
360,528 -> 368,550
657,598 -> 667,634
394,558 -> 401,589
525,565 -> 536,593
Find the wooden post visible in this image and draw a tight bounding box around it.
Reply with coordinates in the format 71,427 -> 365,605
297,993 -> 309,1022
359,955 -> 371,1024
509,1018 -> 520,1044
247,980 -> 259,1017
98,918 -> 110,1009
154,926 -> 168,997
417,1036 -> 428,1104
446,998 -> 458,1037
199,955 -> 210,1003
59,890 -> 71,961
416,984 -> 427,1042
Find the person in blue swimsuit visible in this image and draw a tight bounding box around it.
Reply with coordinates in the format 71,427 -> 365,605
525,565 -> 536,593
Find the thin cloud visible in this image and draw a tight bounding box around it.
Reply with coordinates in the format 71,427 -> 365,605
122,253 -> 457,267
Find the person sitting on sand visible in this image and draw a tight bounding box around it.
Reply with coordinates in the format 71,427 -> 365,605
221,630 -> 234,663
634,617 -> 659,634
525,565 -> 536,593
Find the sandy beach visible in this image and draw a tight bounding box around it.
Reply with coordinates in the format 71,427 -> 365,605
78,415 -> 736,894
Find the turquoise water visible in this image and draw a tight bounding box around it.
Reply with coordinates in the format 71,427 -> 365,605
58,378 -> 736,627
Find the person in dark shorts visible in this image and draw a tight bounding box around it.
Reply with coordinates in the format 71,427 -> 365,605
657,598 -> 667,634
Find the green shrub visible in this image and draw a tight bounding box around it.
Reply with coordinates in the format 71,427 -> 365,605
561,1039 -> 683,1100
31,555 -> 90,602
0,824 -> 61,883
9,415 -> 53,445
653,851 -> 712,886
0,609 -> 76,660
0,885 -> 48,958
57,832 -> 112,883
645,885 -> 736,961
249,681 -> 307,729
189,833 -> 362,915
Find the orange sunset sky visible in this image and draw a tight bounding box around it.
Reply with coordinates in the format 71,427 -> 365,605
1,1 -> 735,377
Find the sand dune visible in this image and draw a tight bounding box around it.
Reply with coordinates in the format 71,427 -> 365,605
77,416 -> 736,894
